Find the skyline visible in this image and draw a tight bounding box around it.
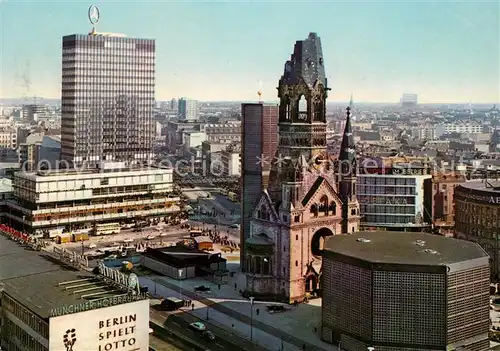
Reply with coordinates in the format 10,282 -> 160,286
0,1 -> 499,104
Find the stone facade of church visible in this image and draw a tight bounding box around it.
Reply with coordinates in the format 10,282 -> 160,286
243,33 -> 360,303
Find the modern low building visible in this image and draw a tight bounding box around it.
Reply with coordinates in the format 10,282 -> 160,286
455,179 -> 500,279
321,231 -> 490,351
357,158 -> 433,231
5,164 -> 180,236
140,246 -> 226,280
0,233 -> 150,351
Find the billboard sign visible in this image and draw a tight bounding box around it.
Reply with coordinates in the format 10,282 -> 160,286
49,299 -> 149,351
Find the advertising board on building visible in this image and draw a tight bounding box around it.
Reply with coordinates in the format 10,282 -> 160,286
49,299 -> 149,351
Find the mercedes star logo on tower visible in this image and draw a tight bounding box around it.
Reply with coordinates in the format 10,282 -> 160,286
88,5 -> 100,25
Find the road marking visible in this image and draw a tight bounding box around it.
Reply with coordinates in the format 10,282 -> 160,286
173,321 -> 181,327
216,343 -> 224,348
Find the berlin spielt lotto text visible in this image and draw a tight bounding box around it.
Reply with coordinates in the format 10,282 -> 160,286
21,155 -> 470,178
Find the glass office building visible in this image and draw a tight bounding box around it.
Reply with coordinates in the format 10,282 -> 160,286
61,34 -> 155,167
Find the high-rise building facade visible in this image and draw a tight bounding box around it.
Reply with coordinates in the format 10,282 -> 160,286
60,34 -> 155,166
240,103 -> 278,268
178,98 -> 198,121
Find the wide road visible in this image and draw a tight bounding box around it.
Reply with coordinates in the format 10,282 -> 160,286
151,306 -> 265,351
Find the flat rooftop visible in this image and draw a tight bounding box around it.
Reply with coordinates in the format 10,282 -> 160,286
0,235 -> 132,319
324,231 -> 488,266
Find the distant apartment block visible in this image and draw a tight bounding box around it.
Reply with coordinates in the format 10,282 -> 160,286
436,122 -> 484,136
220,143 -> 241,177
400,93 -> 418,107
432,172 -> 466,236
204,123 -> 241,144
0,128 -> 17,149
19,134 -> 61,172
60,34 -> 155,166
178,98 -> 198,121
22,104 -> 47,122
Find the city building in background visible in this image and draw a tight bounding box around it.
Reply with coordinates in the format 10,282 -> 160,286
22,104 -> 48,123
19,134 -> 61,172
0,234 -> 150,351
240,102 -> 278,267
220,142 -> 241,177
178,98 -> 198,122
322,231 -> 490,351
5,164 -> 179,236
400,93 -> 418,107
0,127 -> 17,149
432,171 -> 466,236
455,179 -> 500,280
60,33 -> 155,167
357,157 -> 433,231
243,33 -> 359,302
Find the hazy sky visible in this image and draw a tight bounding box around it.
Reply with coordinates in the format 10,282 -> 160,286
0,1 -> 499,103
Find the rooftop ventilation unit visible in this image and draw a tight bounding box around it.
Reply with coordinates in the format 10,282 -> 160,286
423,249 -> 439,255
356,238 -> 371,243
413,240 -> 426,246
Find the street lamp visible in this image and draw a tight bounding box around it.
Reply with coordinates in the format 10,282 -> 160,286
249,296 -> 255,341
178,269 -> 183,299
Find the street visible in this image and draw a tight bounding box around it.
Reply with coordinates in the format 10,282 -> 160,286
151,306 -> 265,351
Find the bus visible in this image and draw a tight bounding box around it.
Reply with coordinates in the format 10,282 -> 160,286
189,229 -> 203,238
93,222 -> 121,236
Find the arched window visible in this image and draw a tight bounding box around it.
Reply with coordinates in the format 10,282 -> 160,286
310,204 -> 318,217
298,95 -> 308,121
319,195 -> 329,216
314,101 -> 323,121
329,201 -> 337,216
255,257 -> 261,274
262,257 -> 270,275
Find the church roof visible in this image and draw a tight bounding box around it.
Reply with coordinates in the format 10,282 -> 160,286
279,32 -> 327,89
339,107 -> 356,165
302,176 -> 324,206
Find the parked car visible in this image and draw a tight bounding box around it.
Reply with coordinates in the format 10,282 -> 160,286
88,243 -> 97,249
189,322 -> 206,332
203,331 -> 215,341
146,235 -> 156,240
194,285 -> 211,293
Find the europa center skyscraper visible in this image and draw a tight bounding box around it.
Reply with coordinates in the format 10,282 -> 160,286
60,6 -> 155,167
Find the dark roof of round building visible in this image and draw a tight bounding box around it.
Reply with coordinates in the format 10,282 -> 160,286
324,231 -> 488,266
458,180 -> 500,193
